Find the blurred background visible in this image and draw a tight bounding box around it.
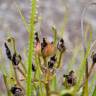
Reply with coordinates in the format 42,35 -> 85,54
0,0 -> 96,95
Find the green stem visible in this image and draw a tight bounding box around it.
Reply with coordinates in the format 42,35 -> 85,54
57,52 -> 63,68
26,0 -> 37,95
52,26 -> 57,45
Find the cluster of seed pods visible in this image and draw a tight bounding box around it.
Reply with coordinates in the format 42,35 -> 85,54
4,32 -> 96,96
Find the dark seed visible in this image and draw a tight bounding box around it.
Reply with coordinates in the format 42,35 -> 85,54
32,63 -> 36,72
57,38 -> 66,52
67,76 -> 73,84
50,55 -> 56,62
4,42 -> 12,60
41,38 -> 47,51
69,70 -> 74,75
48,55 -> 56,69
63,70 -> 76,86
48,61 -> 54,69
12,53 -> 21,66
35,32 -> 39,42
92,53 -> 96,64
63,74 -> 68,78
11,86 -> 22,96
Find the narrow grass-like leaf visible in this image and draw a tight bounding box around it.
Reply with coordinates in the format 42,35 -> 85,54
80,2 -> 95,96
72,42 -> 91,95
67,45 -> 81,71
52,26 -> 57,45
14,1 -> 29,33
60,6 -> 68,36
82,28 -> 92,96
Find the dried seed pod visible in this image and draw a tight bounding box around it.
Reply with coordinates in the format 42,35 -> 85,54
48,55 -> 56,69
35,42 -> 41,56
35,32 -> 40,43
11,86 -> 23,96
34,32 -> 41,55
57,38 -> 66,52
32,63 -> 36,72
91,53 -> 96,64
4,42 -> 12,60
41,38 -> 47,51
41,38 -> 55,57
12,53 -> 21,66
63,74 -> 68,78
63,70 -> 76,87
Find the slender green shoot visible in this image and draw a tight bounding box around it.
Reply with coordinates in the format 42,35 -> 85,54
26,0 -> 37,96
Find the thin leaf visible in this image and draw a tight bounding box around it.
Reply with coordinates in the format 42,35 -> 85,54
67,45 -> 81,71
52,26 -> 57,45
14,1 -> 29,33
60,6 -> 68,37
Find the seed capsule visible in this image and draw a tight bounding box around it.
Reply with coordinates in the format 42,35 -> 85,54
41,38 -> 47,51
4,42 -> 12,60
12,53 -> 21,66
11,86 -> 22,96
35,42 -> 41,56
48,55 -> 56,69
57,38 -> 66,52
35,32 -> 40,43
63,70 -> 76,87
92,53 -> 96,64
34,32 -> 41,55
41,38 -> 55,57
32,63 -> 36,72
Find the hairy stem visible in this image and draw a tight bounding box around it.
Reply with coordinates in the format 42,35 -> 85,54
26,0 -> 37,95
